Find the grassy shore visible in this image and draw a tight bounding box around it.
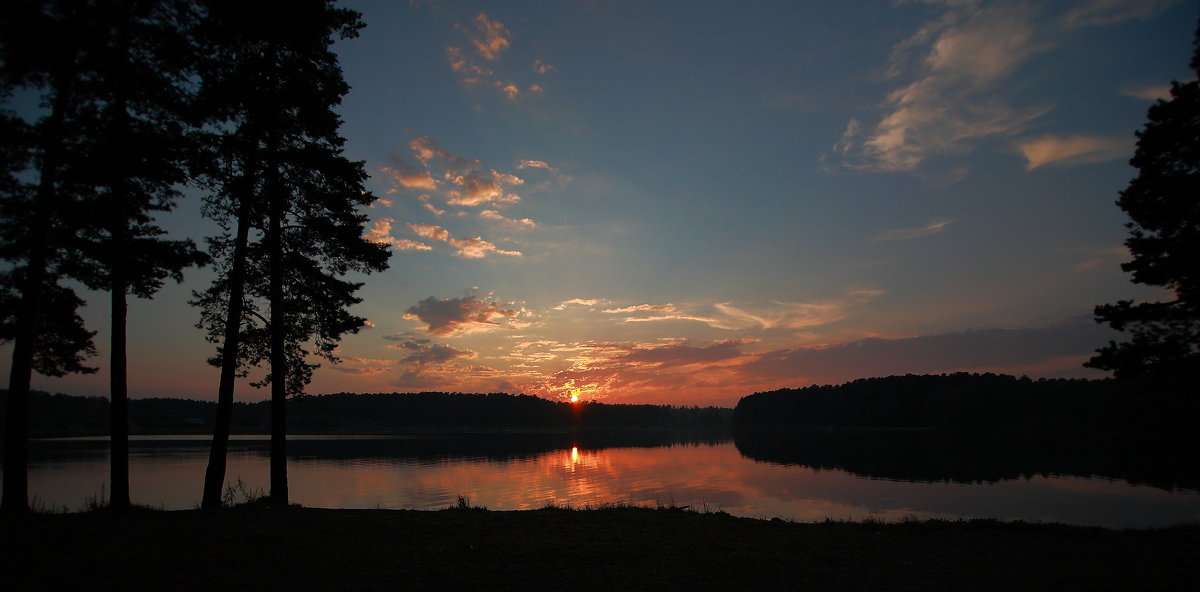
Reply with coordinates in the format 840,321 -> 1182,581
2,505 -> 1197,591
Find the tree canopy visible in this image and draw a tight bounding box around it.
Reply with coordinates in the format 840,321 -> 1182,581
1087,24 -> 1200,384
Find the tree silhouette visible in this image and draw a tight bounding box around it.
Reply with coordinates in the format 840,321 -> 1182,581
1,1 -> 205,511
0,0 -> 101,512
1086,24 -> 1200,384
192,0 -> 388,507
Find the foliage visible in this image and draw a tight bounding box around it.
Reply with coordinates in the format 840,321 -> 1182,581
729,372 -> 1180,429
1087,25 -> 1200,382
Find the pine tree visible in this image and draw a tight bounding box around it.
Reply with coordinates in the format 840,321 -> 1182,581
1086,23 -> 1200,385
1,0 -> 101,513
193,0 -> 389,507
1,0 -> 206,511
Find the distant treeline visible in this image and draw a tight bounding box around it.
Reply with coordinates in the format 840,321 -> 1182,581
732,373 -> 1197,430
0,391 -> 732,437
732,428 -> 1198,492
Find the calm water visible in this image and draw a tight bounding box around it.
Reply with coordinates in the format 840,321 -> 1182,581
12,433 -> 1200,528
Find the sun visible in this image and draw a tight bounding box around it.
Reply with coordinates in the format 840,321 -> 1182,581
569,390 -> 580,403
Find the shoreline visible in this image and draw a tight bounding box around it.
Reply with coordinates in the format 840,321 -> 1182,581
3,505 -> 1197,590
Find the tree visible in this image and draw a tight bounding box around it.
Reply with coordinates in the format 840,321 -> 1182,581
0,0 -> 102,513
65,0 -> 207,510
1086,24 -> 1200,384
193,0 -> 389,507
1,0 -> 205,511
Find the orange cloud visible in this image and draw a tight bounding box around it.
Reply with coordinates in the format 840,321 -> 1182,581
408,223 -> 451,242
446,170 -> 522,207
532,59 -> 556,74
469,13 -> 511,61
363,218 -> 432,251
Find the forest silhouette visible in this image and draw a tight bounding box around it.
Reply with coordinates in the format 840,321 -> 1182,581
1,0 -> 387,512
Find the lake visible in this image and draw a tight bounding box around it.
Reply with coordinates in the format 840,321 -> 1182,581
12,431 -> 1200,528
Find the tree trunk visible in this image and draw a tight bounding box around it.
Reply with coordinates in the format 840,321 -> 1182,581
267,154 -> 288,506
107,23 -> 133,511
109,215 -> 131,510
201,178 -> 254,509
1,64 -> 73,513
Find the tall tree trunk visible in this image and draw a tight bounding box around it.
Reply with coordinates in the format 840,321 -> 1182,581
107,24 -> 132,511
1,66 -> 72,513
109,214 -> 131,510
267,156 -> 287,506
201,179 -> 254,509
0,214 -> 48,515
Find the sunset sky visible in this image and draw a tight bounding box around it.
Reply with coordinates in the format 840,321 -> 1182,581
5,0 -> 1197,406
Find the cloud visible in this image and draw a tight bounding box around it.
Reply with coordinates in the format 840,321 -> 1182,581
532,59 -> 556,74
623,314 -> 727,327
494,81 -> 520,100
419,195 -> 445,216
388,336 -> 477,364
1121,83 -> 1172,101
834,2 -> 1051,173
737,318 -> 1117,385
403,295 -> 518,336
1017,134 -> 1132,170
872,219 -> 955,242
1061,0 -> 1181,29
1074,246 -> 1129,271
383,155 -> 438,190
328,356 -> 402,377
713,290 -> 884,331
446,170 -> 523,207
401,136 -> 526,208
363,218 -> 433,251
518,160 -> 553,170
443,14 -> 537,104
603,303 -> 677,314
480,209 -> 537,230
554,298 -> 606,311
407,223 -> 451,242
410,136 -> 470,170
382,334 -> 484,388
469,13 -> 511,60
449,236 -> 523,258
536,338 -> 755,404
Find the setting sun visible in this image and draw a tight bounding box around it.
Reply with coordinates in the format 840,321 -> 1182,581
569,391 -> 580,403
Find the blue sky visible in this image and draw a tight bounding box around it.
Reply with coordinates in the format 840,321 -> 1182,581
7,0 -> 1197,406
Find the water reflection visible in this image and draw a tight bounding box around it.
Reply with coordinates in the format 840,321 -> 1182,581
12,433 -> 1200,528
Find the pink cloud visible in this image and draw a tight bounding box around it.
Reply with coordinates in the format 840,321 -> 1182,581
449,236 -> 522,258
407,223 -> 451,242
363,219 -> 432,251
446,170 -> 523,207
480,209 -> 537,230
603,303 -> 677,314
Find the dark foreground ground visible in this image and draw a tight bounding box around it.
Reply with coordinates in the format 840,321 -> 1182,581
2,505 -> 1197,591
